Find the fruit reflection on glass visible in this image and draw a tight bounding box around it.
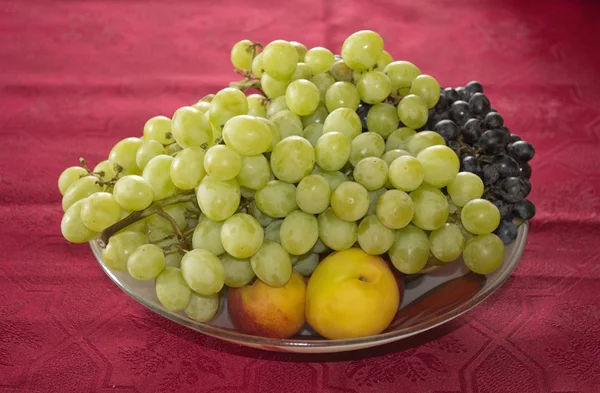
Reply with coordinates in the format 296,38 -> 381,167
58,29 -> 535,340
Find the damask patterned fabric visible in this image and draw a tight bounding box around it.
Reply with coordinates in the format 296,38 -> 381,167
1,0 -> 599,392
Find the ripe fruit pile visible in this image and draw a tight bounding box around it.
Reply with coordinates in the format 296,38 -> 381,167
58,30 -> 535,337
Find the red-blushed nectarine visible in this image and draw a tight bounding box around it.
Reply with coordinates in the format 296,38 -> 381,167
227,271 -> 306,339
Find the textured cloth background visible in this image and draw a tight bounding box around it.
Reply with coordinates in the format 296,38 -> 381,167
1,0 -> 600,392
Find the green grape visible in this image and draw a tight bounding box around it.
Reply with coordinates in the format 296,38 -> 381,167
113,175 -> 154,211
447,172 -> 484,207
142,155 -> 179,200
127,244 -> 165,280
185,292 -> 219,322
366,103 -> 399,139
80,192 -> 121,232
322,107 -> 362,140
222,115 -> 272,156
203,145 -> 242,181
261,40 -> 298,80
311,238 -> 329,254
290,62 -> 313,81
304,47 -> 335,74
304,123 -> 324,147
353,157 -> 388,191
257,117 -> 281,151
192,217 -> 224,256
247,93 -> 267,118
397,95 -> 428,130
376,189 -> 414,229
329,59 -> 353,82
317,208 -> 357,251
230,39 -> 254,70
146,204 -> 188,231
290,41 -> 307,61
170,146 -> 206,190
108,137 -> 142,175
301,104 -> 328,127
349,132 -> 385,166
196,176 -> 240,221
386,127 -> 416,152
261,72 -> 290,99
461,199 -> 501,235
463,234 -> 505,274
165,252 -> 182,268
280,210 -> 319,255
250,241 -> 293,287
296,174 -> 331,214
58,166 -> 88,195
382,149 -> 411,167
417,145 -> 460,188
237,154 -> 271,190
199,93 -> 215,103
270,136 -> 315,183
376,50 -> 393,70
220,213 -> 264,259
357,71 -> 392,104
241,187 -> 256,199
143,115 -> 174,145
341,30 -> 384,71
220,254 -> 255,287
388,155 -> 424,192
315,131 -> 351,171
255,180 -> 297,218
61,175 -> 103,211
207,115 -> 222,144
406,130 -> 446,156
171,106 -> 213,149
155,267 -> 192,311
266,96 -> 288,118
93,160 -> 117,182
312,167 -> 349,191
429,223 -> 465,263
209,88 -> 249,127
410,185 -> 449,231
384,61 -> 421,95
310,72 -> 335,102
409,74 -> 440,108
331,181 -> 369,222
357,214 -> 395,255
181,249 -> 225,295
251,52 -> 264,77
102,231 -> 147,272
192,100 -> 211,115
285,79 -> 320,116
293,253 -> 320,276
270,110 -> 303,139
367,187 -> 387,216
61,199 -> 98,243
325,81 -> 360,112
136,140 -> 166,171
264,219 -> 283,243
388,224 -> 430,274
249,200 -> 274,227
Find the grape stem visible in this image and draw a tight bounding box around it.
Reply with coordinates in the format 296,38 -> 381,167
79,157 -> 122,188
155,209 -> 188,249
96,190 -> 196,248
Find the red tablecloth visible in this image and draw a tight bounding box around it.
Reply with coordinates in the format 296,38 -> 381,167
2,0 -> 599,392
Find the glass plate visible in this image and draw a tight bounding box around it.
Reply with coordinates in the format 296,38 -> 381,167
90,223 -> 527,353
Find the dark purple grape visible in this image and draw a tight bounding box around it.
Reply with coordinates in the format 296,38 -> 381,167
520,162 -> 532,178
522,177 -> 532,195
448,140 -> 461,153
357,103 -> 371,131
468,93 -> 490,117
449,100 -> 470,126
482,164 -> 500,185
462,118 -> 484,144
464,81 -> 484,99
494,220 -> 518,244
478,129 -> 507,154
461,155 -> 481,174
498,126 -> 511,140
428,112 -> 449,129
434,93 -> 449,113
493,155 -> 520,178
508,134 -> 522,143
444,88 -> 460,104
434,120 -> 459,140
484,112 -> 504,129
512,199 -> 536,220
507,141 -> 535,162
499,177 -> 529,203
492,200 -> 512,219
